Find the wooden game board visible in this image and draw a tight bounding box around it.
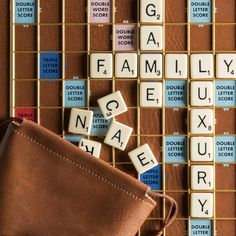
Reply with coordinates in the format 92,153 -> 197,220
6,0 -> 236,235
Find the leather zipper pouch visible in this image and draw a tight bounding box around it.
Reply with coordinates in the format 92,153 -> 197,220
0,119 -> 177,235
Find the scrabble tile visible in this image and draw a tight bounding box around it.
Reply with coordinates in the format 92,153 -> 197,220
104,120 -> 133,151
191,165 -> 214,190
191,54 -> 214,79
128,144 -> 158,174
140,82 -> 162,107
140,26 -> 163,51
140,0 -> 163,23
191,81 -> 213,106
68,108 -> 93,135
97,91 -> 128,119
78,139 -> 102,158
216,54 -> 236,78
90,53 -> 113,78
191,193 -> 213,218
190,109 -> 214,134
115,53 -> 137,78
140,53 -> 162,79
165,54 -> 188,79
190,137 -> 213,162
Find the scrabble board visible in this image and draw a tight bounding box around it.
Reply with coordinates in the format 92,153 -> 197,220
8,0 -> 236,235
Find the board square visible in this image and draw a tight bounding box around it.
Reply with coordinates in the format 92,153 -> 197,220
40,53 -> 62,79
64,80 -> 86,107
15,0 -> 36,23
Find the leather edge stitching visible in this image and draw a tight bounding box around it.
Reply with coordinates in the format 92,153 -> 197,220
11,128 -> 155,208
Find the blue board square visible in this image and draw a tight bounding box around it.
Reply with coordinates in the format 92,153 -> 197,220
40,53 -> 62,79
215,80 -> 236,106
215,136 -> 236,163
165,136 -> 187,163
64,135 -> 85,145
91,107 -> 112,136
190,220 -> 212,236
15,0 -> 36,24
64,80 -> 86,107
165,80 -> 187,107
190,0 -> 212,23
139,165 -> 162,190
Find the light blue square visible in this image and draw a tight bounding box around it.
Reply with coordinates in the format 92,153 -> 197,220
165,80 -> 187,107
190,0 -> 212,23
215,80 -> 236,106
64,80 -> 86,107
165,136 -> 187,163
139,165 -> 162,190
91,107 -> 112,136
64,135 -> 85,144
40,53 -> 61,79
190,220 -> 212,236
15,0 -> 36,24
215,136 -> 236,163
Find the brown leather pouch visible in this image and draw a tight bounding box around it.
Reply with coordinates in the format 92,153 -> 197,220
0,118 -> 177,236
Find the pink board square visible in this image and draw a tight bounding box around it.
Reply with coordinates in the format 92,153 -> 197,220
115,25 -> 137,51
15,108 -> 36,122
90,0 -> 112,23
